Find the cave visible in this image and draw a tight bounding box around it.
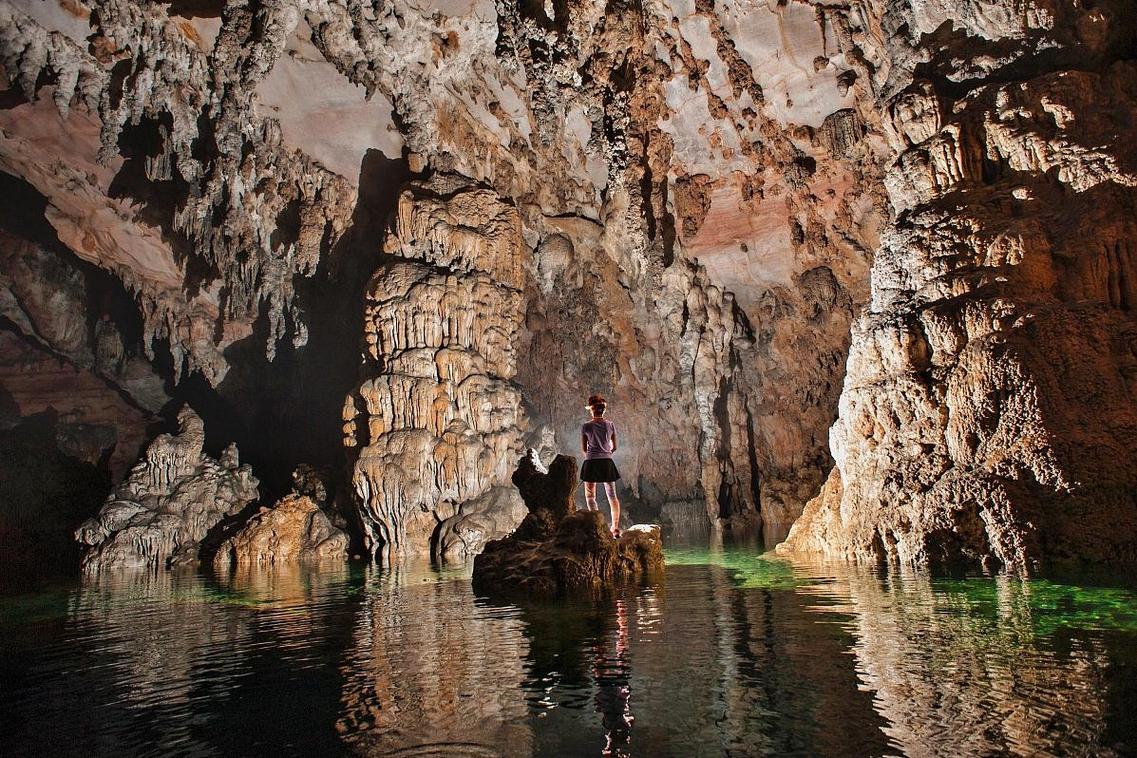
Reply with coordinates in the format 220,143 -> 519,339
2,0 -> 1137,754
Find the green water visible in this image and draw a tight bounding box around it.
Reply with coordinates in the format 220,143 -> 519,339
2,540 -> 1136,756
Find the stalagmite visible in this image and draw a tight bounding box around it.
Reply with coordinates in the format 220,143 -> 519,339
75,406 -> 259,571
213,494 -> 348,567
344,178 -> 529,560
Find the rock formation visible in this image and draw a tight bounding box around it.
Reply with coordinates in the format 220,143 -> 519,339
75,406 -> 259,571
0,0 -> 356,385
778,0 -> 1137,570
213,493 -> 348,567
344,177 -> 529,560
473,450 -> 664,596
0,0 -> 1131,571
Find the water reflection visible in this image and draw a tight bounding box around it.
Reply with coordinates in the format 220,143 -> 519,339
798,566 -> 1135,756
594,599 -> 633,755
337,561 -> 533,756
1,547 -> 1135,756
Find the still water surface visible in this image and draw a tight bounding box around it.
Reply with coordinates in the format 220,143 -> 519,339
3,536 -> 1137,757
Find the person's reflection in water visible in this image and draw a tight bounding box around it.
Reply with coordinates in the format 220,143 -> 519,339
591,597 -> 634,756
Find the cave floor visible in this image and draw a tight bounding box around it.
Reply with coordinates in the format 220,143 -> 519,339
2,533 -> 1136,756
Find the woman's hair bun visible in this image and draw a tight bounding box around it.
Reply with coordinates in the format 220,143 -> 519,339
587,394 -> 607,407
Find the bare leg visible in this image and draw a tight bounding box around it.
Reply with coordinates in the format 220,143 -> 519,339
584,482 -> 598,511
603,482 -> 621,536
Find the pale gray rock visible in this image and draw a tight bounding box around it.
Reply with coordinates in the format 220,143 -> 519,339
75,406 -> 259,571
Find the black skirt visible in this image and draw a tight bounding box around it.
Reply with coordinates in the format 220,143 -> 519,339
580,458 -> 621,483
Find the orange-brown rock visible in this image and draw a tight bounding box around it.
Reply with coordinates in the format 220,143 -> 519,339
473,511 -> 664,597
213,494 -> 348,567
778,0 -> 1137,570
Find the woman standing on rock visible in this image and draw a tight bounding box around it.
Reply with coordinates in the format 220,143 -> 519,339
581,394 -> 622,537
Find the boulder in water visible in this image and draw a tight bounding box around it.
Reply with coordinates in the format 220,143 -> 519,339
472,450 -> 664,595
213,494 -> 349,567
75,406 -> 258,572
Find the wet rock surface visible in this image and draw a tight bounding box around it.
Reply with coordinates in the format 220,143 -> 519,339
75,406 -> 259,572
473,451 -> 664,596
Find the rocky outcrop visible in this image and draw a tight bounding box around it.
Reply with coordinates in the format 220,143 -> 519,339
213,494 -> 348,567
472,451 -> 664,596
4,0 -> 1135,572
75,406 -> 259,571
344,177 -> 529,560
778,1 -> 1137,569
433,485 -> 528,563
474,512 -> 664,596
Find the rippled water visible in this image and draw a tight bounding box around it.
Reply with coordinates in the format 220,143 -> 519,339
3,536 -> 1137,757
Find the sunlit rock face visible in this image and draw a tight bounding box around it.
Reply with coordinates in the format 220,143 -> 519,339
75,406 -> 259,571
779,1 -> 1137,569
518,211 -> 762,532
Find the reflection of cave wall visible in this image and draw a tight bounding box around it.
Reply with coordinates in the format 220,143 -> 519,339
813,567 -> 1124,755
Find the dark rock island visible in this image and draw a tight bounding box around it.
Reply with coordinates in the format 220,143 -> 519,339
473,450 -> 664,596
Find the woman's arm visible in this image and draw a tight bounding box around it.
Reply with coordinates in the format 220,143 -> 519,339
582,431 -> 588,455
611,430 -> 618,453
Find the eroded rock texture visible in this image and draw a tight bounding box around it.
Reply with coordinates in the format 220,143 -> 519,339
75,407 -> 259,571
214,494 -> 348,567
473,451 -> 665,595
1,0 -> 1132,570
0,0 -> 356,384
3,0 -> 858,555
779,1 -> 1137,569
344,178 -> 529,559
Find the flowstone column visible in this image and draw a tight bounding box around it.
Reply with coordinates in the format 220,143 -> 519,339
344,177 -> 528,560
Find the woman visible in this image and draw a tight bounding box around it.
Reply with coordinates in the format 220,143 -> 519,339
580,394 -> 622,537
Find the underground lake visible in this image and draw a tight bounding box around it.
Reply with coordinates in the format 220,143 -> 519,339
3,533 -> 1136,757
